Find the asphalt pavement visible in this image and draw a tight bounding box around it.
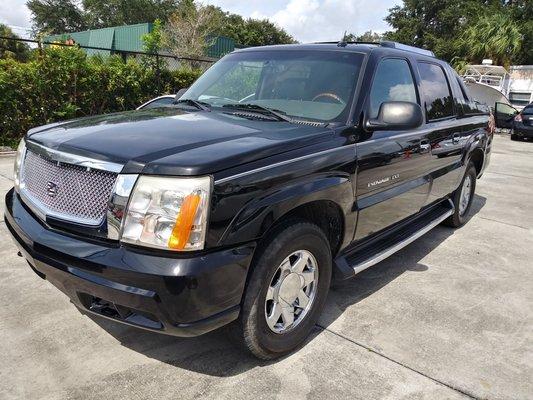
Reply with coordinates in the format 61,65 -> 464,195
0,134 -> 531,400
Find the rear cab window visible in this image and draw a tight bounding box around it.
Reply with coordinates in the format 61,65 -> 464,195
448,70 -> 487,116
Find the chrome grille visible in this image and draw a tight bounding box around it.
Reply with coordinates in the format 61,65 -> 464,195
21,149 -> 117,225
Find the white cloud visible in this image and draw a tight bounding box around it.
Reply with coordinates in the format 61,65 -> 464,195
0,0 -> 32,33
270,0 -> 396,42
249,11 -> 268,20
206,0 -> 399,43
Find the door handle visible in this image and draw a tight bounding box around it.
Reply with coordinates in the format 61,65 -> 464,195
419,139 -> 431,153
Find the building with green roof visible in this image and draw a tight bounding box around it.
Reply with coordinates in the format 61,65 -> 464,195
45,23 -> 235,58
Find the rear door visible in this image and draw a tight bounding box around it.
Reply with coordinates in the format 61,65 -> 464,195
416,61 -> 465,203
355,57 -> 431,240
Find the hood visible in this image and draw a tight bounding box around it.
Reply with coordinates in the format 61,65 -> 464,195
27,108 -> 331,176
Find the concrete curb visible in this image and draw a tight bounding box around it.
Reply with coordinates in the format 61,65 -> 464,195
0,152 -> 16,157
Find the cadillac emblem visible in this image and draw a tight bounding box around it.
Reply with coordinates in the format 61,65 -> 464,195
47,181 -> 59,197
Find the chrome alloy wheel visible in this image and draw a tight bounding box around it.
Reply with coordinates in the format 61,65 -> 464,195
459,174 -> 473,216
265,250 -> 319,334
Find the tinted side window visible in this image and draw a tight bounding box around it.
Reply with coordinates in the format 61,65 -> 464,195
418,62 -> 454,120
449,75 -> 467,102
369,58 -> 417,118
456,77 -> 470,101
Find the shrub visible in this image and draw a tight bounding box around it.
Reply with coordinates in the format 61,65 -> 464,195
0,47 -> 202,148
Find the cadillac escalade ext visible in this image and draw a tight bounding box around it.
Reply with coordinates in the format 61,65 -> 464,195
5,41 -> 492,359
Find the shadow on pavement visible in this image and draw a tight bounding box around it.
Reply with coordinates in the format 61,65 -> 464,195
87,194 -> 486,376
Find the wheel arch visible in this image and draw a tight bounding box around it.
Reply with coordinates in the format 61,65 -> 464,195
218,175 -> 355,257
468,146 -> 485,178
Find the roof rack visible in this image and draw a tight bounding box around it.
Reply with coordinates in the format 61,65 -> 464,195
314,41 -> 379,46
379,41 -> 435,57
312,40 -> 435,57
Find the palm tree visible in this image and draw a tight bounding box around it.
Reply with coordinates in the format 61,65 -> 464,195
461,13 -> 522,67
0,24 -> 31,62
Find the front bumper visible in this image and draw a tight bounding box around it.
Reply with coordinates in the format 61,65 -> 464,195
4,188 -> 255,337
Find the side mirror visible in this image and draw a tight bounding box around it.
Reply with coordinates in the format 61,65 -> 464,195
366,101 -> 424,131
494,102 -> 518,129
175,87 -> 189,101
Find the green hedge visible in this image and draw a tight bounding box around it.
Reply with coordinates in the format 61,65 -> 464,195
0,47 -> 202,148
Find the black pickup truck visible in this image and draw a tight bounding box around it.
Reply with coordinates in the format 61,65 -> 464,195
5,41 -> 492,359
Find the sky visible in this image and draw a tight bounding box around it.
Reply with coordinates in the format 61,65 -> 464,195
0,0 -> 401,43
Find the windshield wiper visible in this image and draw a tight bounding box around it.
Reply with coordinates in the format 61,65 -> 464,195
173,98 -> 211,111
222,103 -> 292,122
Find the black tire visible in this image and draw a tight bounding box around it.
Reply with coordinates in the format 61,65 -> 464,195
443,162 -> 477,228
511,133 -> 520,141
237,220 -> 332,359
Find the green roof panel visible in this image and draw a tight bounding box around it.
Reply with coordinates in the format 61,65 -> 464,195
207,36 -> 235,58
45,23 -> 232,58
113,23 -> 152,52
87,27 -> 114,56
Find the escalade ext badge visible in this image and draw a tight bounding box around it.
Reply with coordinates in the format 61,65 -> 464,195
5,41 -> 491,359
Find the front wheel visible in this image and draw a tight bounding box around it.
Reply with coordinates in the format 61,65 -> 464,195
443,162 -> 477,228
238,221 -> 332,359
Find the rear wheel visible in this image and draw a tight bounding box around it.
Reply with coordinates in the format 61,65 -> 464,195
443,162 -> 477,228
511,133 -> 520,141
238,221 -> 332,359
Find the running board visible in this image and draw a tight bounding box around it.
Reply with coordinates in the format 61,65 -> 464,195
334,199 -> 454,280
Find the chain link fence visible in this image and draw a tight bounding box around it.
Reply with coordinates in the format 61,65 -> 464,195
0,36 -> 216,93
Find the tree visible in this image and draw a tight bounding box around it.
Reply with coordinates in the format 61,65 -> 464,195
142,19 -> 163,54
384,0 -> 483,62
461,13 -> 522,67
27,0 -> 178,34
384,0 -> 532,66
211,11 -> 296,47
82,0 -> 179,29
162,0 -> 219,63
0,24 -> 31,61
141,19 -> 163,68
27,0 -> 87,34
345,30 -> 383,43
506,0 -> 533,65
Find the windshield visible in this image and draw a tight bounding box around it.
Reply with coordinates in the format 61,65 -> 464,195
182,50 -> 364,122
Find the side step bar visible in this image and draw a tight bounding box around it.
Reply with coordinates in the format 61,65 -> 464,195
335,199 -> 454,280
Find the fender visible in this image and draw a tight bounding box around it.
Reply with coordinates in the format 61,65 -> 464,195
217,173 -> 355,248
463,130 -> 489,178
464,133 -> 485,161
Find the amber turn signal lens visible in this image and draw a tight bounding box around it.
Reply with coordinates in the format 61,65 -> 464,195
168,193 -> 201,250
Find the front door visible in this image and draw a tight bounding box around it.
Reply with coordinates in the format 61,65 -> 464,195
354,57 -> 430,240
495,102 -> 518,129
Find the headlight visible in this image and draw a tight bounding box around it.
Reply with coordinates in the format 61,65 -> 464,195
121,176 -> 211,251
13,139 -> 26,191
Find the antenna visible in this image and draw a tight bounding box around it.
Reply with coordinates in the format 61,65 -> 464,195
337,31 -> 347,47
